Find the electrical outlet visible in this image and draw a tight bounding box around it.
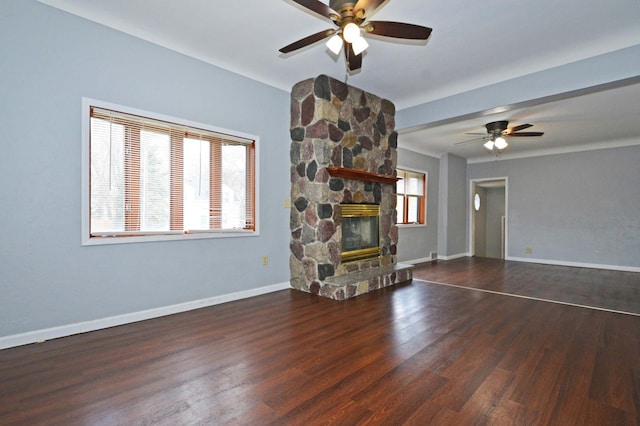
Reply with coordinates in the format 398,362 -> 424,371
262,256 -> 269,265
525,247 -> 533,254
283,198 -> 291,208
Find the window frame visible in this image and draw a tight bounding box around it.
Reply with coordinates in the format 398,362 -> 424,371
81,98 -> 260,246
396,167 -> 427,227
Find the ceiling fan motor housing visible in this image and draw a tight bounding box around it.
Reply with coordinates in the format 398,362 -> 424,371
329,0 -> 362,26
330,0 -> 357,11
485,120 -> 509,134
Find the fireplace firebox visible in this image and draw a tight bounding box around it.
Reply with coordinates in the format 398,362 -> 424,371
341,204 -> 380,263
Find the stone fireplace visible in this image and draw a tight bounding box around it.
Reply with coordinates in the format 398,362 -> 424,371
289,75 -> 413,300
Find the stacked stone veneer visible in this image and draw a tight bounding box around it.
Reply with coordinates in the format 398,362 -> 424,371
289,75 -> 411,300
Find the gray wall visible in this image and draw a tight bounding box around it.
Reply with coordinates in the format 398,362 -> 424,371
438,154 -> 468,258
394,41 -> 639,268
396,148 -> 439,262
1,1 -> 291,338
468,145 -> 640,268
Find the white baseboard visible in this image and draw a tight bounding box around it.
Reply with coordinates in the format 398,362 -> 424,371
0,281 -> 291,351
507,256 -> 640,273
403,256 -> 435,265
438,252 -> 470,261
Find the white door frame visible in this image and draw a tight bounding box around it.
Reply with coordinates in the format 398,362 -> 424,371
469,177 -> 508,258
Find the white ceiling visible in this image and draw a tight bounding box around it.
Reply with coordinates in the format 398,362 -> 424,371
400,81 -> 640,162
39,0 -> 640,161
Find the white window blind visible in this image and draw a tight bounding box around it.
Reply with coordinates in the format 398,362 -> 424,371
89,106 -> 256,240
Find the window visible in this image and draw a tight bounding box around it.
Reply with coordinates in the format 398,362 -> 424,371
83,100 -> 257,244
396,168 -> 426,225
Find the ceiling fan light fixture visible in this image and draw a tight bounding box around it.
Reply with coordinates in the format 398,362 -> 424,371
483,140 -> 495,151
351,36 -> 369,55
280,1 -> 433,72
326,34 -> 343,54
494,136 -> 508,150
342,22 -> 361,43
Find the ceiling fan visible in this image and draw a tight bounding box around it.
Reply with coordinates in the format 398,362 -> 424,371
456,120 -> 544,152
279,0 -> 433,72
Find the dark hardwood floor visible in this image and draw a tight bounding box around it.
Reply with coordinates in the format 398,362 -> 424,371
1,259 -> 639,425
413,257 -> 640,315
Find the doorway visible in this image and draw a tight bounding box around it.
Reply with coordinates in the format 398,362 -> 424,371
470,178 -> 507,259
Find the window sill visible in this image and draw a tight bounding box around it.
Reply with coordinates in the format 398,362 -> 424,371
397,223 -> 427,229
82,229 -> 258,246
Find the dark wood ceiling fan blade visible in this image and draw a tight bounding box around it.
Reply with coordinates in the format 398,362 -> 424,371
364,21 -> 432,40
291,0 -> 338,20
353,0 -> 387,19
504,123 -> 533,134
345,43 -> 362,72
279,29 -> 336,53
507,132 -> 544,137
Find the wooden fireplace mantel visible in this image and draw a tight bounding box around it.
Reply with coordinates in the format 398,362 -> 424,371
326,167 -> 400,185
